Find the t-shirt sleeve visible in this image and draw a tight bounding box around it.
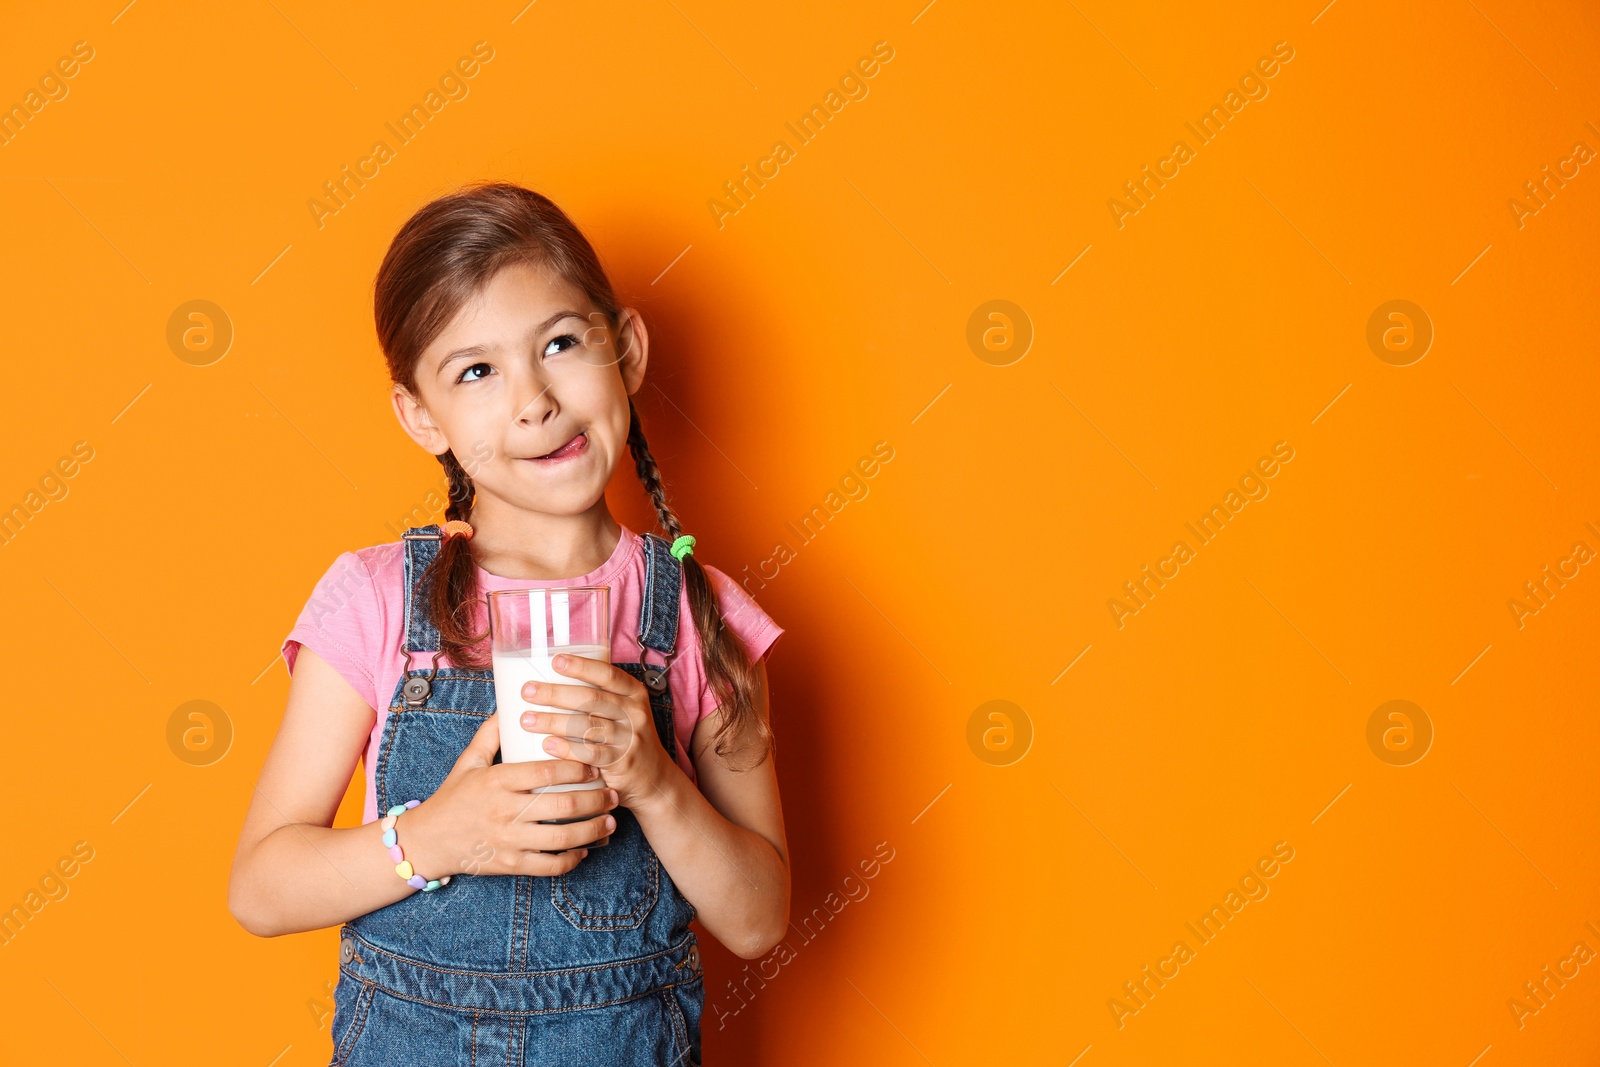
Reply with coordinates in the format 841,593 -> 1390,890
685,564 -> 784,716
280,550 -> 385,712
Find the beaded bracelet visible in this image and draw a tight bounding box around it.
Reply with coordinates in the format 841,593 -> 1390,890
381,800 -> 451,892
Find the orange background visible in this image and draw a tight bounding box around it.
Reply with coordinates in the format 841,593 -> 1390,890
2,0 -> 1598,1063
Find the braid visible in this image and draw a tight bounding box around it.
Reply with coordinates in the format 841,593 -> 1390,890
441,450 -> 475,521
421,449 -> 489,668
626,397 -> 771,767
628,400 -> 680,540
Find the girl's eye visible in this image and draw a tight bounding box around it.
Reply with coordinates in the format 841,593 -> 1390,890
456,334 -> 579,383
544,333 -> 580,358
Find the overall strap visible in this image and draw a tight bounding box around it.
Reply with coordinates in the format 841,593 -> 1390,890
636,532 -> 685,755
636,532 -> 683,662
401,526 -> 446,654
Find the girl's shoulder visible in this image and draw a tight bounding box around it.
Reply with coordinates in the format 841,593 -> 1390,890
672,561 -> 785,716
282,538 -> 409,711
299,539 -> 406,616
349,538 -> 406,581
698,563 -> 783,659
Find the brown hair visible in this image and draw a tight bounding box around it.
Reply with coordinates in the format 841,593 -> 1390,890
372,180 -> 768,766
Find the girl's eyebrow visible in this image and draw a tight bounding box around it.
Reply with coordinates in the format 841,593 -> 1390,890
436,309 -> 589,378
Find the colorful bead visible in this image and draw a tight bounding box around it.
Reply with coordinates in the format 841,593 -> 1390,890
378,797 -> 449,893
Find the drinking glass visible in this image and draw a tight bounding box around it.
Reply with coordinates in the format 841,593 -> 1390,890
487,586 -> 611,844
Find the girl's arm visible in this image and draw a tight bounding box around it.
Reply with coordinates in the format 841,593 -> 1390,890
231,647 -> 617,937
227,645 -> 425,936
631,659 -> 791,960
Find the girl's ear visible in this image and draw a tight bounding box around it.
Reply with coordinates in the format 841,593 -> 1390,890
391,383 -> 451,456
615,308 -> 650,395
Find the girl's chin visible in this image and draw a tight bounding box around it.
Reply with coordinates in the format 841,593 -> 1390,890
492,471 -> 610,511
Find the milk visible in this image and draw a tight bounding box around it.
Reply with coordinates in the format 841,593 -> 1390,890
492,643 -> 610,795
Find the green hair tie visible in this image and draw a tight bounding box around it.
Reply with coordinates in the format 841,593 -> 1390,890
670,534 -> 697,561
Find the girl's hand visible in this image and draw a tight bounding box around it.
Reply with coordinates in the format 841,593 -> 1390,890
405,717 -> 619,878
520,653 -> 677,809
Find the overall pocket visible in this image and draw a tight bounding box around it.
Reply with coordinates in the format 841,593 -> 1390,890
666,972 -> 705,1067
550,805 -> 661,930
328,975 -> 376,1066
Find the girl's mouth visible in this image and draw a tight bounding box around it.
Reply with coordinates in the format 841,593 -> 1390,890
530,432 -> 588,463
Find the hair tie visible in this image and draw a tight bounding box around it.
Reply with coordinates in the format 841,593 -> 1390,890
441,519 -> 474,540
670,534 -> 696,561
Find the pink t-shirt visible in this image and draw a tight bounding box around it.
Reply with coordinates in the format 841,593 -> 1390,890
279,524 -> 784,824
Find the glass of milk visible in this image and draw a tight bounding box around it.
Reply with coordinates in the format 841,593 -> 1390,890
486,586 -> 611,834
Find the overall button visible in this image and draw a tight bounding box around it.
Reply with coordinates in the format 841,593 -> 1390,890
340,936 -> 355,964
687,943 -> 700,972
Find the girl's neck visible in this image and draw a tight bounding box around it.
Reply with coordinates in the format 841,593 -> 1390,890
466,497 -> 623,581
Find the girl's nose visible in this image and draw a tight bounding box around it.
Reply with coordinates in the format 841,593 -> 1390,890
510,376 -> 556,425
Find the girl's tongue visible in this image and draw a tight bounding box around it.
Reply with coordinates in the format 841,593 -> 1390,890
538,433 -> 585,460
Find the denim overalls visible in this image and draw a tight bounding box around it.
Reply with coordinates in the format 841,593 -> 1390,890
329,524 -> 705,1066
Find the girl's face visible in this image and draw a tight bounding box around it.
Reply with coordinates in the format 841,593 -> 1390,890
391,260 -> 647,519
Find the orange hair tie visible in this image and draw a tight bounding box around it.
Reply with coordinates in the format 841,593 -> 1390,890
440,520 -> 474,540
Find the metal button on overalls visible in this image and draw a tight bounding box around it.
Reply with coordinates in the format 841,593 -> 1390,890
340,936 -> 354,964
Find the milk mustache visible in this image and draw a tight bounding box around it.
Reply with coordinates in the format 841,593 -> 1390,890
492,643 -> 609,792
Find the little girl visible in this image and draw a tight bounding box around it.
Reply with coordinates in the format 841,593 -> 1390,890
228,181 -> 790,1066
